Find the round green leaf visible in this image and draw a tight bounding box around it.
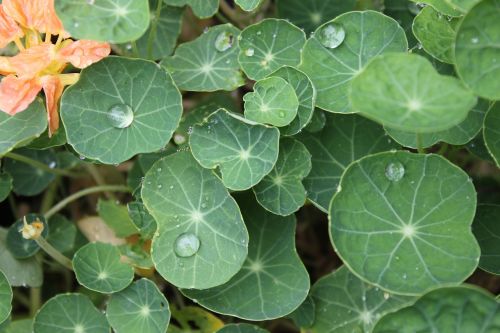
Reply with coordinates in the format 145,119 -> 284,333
216,324 -> 269,333
56,0 -> 150,43
300,11 -> 408,114
238,19 -> 306,80
127,201 -> 157,239
0,270 -> 12,324
6,214 -> 49,259
107,278 -> 170,333
47,214 -> 77,254
472,204 -> 500,274
454,0 -> 500,100
304,109 -> 326,133
162,24 -> 244,91
61,56 -> 182,164
444,0 -> 482,13
351,53 -> 477,133
467,133 -> 496,162
287,296 -> 315,329
484,102 -> 500,166
164,0 -> 218,18
409,0 -> 463,17
2,319 -> 32,333
330,151 -> 480,295
0,172 -> 12,203
298,114 -> 399,212
34,293 -> 110,333
189,109 -> 280,191
183,194 -> 309,320
276,0 -> 356,34
310,266 -> 414,333
253,138 -> 311,216
141,151 -> 249,289
235,0 -> 263,11
73,242 -> 134,293
98,199 -> 139,238
373,286 -> 500,332
243,77 -> 299,127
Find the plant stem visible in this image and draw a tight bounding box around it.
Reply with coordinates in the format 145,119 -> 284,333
219,0 -> 244,28
131,40 -> 140,58
146,0 -> 163,59
40,178 -> 60,214
416,134 -> 426,154
30,287 -> 41,316
84,164 -> 116,200
5,152 -> 80,178
44,185 -> 130,219
35,236 -> 74,271
215,11 -> 230,24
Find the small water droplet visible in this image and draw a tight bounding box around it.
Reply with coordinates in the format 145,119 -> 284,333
157,167 -> 162,172
318,23 -> 345,49
48,161 -> 57,168
173,133 -> 186,145
471,37 -> 479,44
407,2 -> 422,15
214,31 -> 234,52
174,233 -> 200,258
256,31 -> 262,35
245,48 -> 255,56
201,203 -> 207,208
157,184 -> 162,189
279,111 -> 285,118
169,185 -> 174,189
385,162 -> 405,182
383,292 -> 390,300
107,104 -> 134,128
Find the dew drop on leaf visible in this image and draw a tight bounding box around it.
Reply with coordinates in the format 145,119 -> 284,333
318,23 -> 345,49
174,233 -> 200,258
214,31 -> 234,52
107,104 -> 134,129
385,162 -> 405,182
245,48 -> 255,56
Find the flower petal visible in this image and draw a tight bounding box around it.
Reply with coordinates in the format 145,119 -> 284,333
58,40 -> 110,69
0,56 -> 15,76
0,4 -> 23,48
8,43 -> 56,77
40,75 -> 63,136
0,75 -> 42,115
3,0 -> 65,35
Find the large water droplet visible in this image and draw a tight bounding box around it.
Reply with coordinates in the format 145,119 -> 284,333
385,162 -> 405,182
214,31 -> 234,52
318,23 -> 345,49
174,233 -> 200,258
107,104 -> 134,128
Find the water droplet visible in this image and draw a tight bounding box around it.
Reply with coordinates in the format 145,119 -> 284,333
318,23 -> 345,49
174,133 -> 186,145
407,2 -> 422,15
169,185 -> 174,189
471,37 -> 479,44
174,233 -> 200,258
48,161 -> 57,168
214,31 -> 234,52
245,48 -> 255,56
157,167 -> 162,172
107,104 -> 134,129
256,31 -> 262,35
157,184 -> 162,189
383,292 -> 390,300
279,111 -> 285,118
385,162 -> 405,182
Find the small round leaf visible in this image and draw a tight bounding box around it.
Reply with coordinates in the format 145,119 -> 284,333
0,270 -> 12,324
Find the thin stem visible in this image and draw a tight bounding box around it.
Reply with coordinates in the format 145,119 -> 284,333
219,0 -> 244,28
5,152 -> 80,178
146,0 -> 163,59
215,11 -> 230,24
84,164 -> 116,200
30,287 -> 41,316
131,40 -> 140,58
44,185 -> 130,219
40,178 -> 60,214
35,236 -> 74,271
415,134 -> 426,154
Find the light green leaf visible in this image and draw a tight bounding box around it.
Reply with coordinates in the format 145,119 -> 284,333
484,103 -> 500,166
413,6 -> 460,63
6,214 -> 49,259
409,0 -> 463,16
298,114 -> 398,212
253,138 -> 311,216
0,100 -> 47,157
182,194 -> 309,320
189,109 -> 280,191
238,19 -> 306,80
47,214 -> 77,254
162,24 -> 244,91
330,151 -> 480,295
141,151 -> 248,289
351,53 -> 477,132
235,0 -> 262,11
243,77 -> 299,127
164,0 -> 218,18
61,56 -> 182,165
287,296 -> 315,329
310,266 -> 414,333
472,204 -> 500,274
276,0 -> 356,34
33,293 -> 110,333
2,319 -> 32,333
0,270 -> 12,324
73,242 -> 134,293
454,0 -> 500,100
215,324 -> 269,333
128,201 -> 157,239
444,0 -> 481,13
373,286 -> 500,332
98,199 -> 139,238
300,11 -> 408,113
0,172 -> 12,203
107,278 -> 170,333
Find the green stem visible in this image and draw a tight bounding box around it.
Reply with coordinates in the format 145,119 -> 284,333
146,0 -> 163,59
30,287 -> 41,316
35,236 -> 74,271
40,178 -> 60,214
416,134 -> 426,154
5,152 -> 80,178
215,11 -> 230,24
84,164 -> 116,200
219,0 -> 244,28
131,40 -> 140,58
44,185 -> 130,219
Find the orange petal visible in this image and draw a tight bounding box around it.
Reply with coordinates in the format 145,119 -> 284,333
40,75 -> 63,136
8,43 -> 56,77
3,0 -> 65,35
0,4 -> 23,48
58,40 -> 110,69
0,56 -> 15,76
0,75 -> 42,115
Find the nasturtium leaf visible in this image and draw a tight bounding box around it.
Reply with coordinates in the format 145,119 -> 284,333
162,24 -> 244,91
310,266 -> 414,333
484,102 -> 500,166
119,241 -> 154,270
412,6 -> 460,63
298,114 -> 398,212
238,19 -> 306,80
235,0 -> 262,11
174,104 -> 219,147
73,242 -> 134,293
98,199 -> 139,238
454,0 -> 500,100
304,109 -> 326,133
128,201 -> 157,239
253,138 -> 311,216
276,0 -> 356,34
385,98 -> 491,149
47,214 -> 77,254
33,293 -> 110,333
164,0 -> 218,18
4,148 -> 57,196
444,0 -> 482,13
0,270 -> 12,324
56,0 -> 150,43
409,0 -> 463,16
330,151 -> 480,295
216,324 -> 269,333
268,66 -> 316,136
384,0 -> 418,47
0,100 -> 47,157
467,133 -> 496,162
300,11 -> 408,114
107,278 -> 170,333
27,124 -> 67,150
2,319 -> 32,333
182,194 -> 309,320
472,204 -> 500,274
0,228 -> 43,287
189,109 -> 279,191
287,296 -> 315,328
171,306 -> 224,331
6,215 -> 49,259
141,152 -> 249,289
372,286 -> 500,332
0,172 -> 12,202
243,77 -> 299,127
61,56 -> 182,164
351,53 -> 477,132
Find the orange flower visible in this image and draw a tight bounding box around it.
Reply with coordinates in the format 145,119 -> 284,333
0,0 -> 110,136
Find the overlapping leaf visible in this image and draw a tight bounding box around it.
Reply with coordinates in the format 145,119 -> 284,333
472,204 -> 500,274
0,270 -> 12,324
216,324 -> 269,333
409,0 -> 463,16
6,215 -> 49,259
164,0 -> 218,18
235,0 -> 263,11
484,102 -> 500,166
0,173 -> 12,203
